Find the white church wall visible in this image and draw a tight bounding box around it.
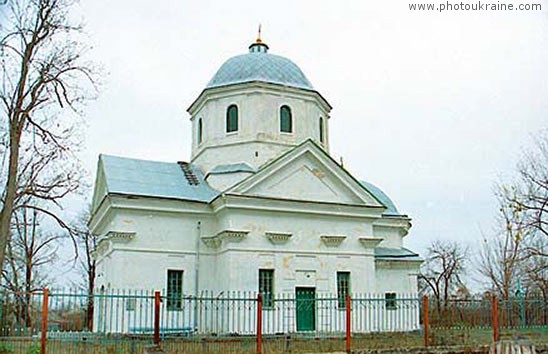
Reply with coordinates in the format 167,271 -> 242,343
202,209 -> 378,295
375,261 -> 420,295
93,204 -> 218,293
373,225 -> 403,249
190,86 -> 330,173
247,154 -> 365,205
205,171 -> 253,191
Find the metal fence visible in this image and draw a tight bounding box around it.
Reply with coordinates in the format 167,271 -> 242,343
0,289 -> 546,354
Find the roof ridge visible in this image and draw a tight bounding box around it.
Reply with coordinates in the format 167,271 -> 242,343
101,154 -> 188,165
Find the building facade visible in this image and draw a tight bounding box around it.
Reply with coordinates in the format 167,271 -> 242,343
90,37 -> 422,333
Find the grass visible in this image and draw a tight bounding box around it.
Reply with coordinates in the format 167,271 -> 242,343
0,328 -> 546,353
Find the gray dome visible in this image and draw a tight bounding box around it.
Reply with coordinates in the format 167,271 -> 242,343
206,42 -> 314,91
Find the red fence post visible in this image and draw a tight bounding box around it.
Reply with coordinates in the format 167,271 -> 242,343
346,295 -> 351,354
423,295 -> 429,347
41,288 -> 49,354
492,295 -> 499,343
257,293 -> 263,354
154,291 -> 161,345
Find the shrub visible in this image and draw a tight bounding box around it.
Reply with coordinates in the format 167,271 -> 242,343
0,342 -> 14,354
25,344 -> 40,354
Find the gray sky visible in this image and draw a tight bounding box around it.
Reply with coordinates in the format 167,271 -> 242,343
75,1 -> 548,263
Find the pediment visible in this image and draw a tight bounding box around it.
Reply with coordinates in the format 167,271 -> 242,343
227,141 -> 383,207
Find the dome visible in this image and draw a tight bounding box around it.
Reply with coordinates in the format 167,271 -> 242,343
206,42 -> 314,91
359,181 -> 401,216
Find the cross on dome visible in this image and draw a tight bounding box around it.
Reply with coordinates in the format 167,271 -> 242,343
249,25 -> 269,53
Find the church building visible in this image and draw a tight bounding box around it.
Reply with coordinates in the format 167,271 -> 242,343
89,35 -> 422,331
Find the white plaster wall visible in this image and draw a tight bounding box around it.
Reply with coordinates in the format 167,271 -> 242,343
190,87 -> 330,173
94,207 -> 216,294
205,171 -> 253,191
92,199 -> 418,333
375,261 -> 420,294
374,225 -> 404,248
247,153 -> 364,204
94,202 -> 414,296
205,208 -> 377,295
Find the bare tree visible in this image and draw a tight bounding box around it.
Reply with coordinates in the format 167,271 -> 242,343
2,207 -> 61,326
520,237 -> 547,300
0,0 -> 97,277
505,130 -> 548,257
419,240 -> 468,313
73,206 -> 97,330
478,189 -> 528,300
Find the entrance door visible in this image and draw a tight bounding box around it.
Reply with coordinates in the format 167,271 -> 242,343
296,287 -> 316,331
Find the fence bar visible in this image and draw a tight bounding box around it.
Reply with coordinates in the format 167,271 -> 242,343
257,293 -> 263,354
41,288 -> 49,354
346,295 -> 351,353
423,294 -> 429,347
154,291 -> 161,345
492,295 -> 499,342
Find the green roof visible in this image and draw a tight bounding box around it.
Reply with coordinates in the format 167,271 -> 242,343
374,247 -> 422,262
360,181 -> 401,216
207,43 -> 314,91
100,155 -> 219,203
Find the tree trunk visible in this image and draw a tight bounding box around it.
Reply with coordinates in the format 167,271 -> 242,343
0,127 -> 22,280
86,262 -> 96,331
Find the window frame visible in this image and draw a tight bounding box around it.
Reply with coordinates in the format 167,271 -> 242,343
319,117 -> 324,143
226,104 -> 239,133
280,105 -> 293,133
166,269 -> 184,311
258,269 -> 274,309
385,292 -> 397,310
337,271 -> 350,309
125,298 -> 136,312
197,118 -> 203,144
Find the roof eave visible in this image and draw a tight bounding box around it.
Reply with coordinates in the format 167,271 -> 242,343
187,81 -> 332,115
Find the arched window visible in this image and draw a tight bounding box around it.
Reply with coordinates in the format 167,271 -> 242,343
197,118 -> 203,144
319,117 -> 324,143
226,105 -> 239,133
280,105 -> 292,133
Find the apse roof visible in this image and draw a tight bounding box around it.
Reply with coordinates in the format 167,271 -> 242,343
359,181 -> 401,216
374,247 -> 422,261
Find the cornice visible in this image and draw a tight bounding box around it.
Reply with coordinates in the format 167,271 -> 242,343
188,81 -> 332,115
211,193 -> 384,219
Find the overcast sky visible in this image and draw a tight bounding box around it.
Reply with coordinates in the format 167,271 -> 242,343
67,1 -> 548,271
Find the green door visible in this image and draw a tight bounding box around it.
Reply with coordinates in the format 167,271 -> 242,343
296,287 -> 316,331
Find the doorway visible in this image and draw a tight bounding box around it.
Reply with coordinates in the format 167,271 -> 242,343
295,287 -> 316,331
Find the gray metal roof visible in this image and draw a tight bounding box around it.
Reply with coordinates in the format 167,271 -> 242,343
100,155 -> 219,203
374,247 -> 422,262
206,43 -> 314,91
360,181 -> 401,216
208,162 -> 255,175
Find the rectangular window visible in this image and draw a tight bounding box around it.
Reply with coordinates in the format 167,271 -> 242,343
385,292 -> 397,310
258,269 -> 274,308
337,272 -> 350,309
126,298 -> 136,311
167,270 -> 183,310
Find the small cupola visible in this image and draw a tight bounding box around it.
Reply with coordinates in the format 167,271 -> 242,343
248,26 -> 269,53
